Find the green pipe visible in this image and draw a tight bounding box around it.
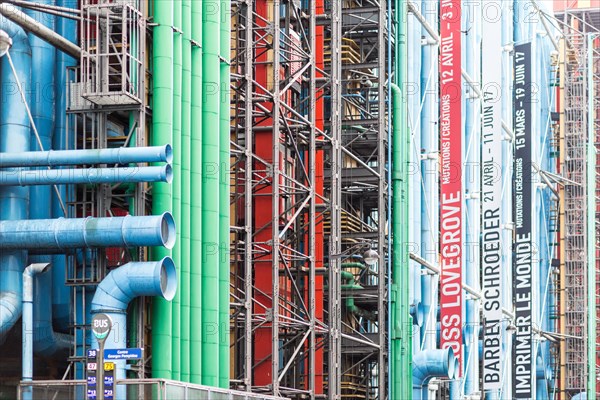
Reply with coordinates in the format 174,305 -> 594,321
218,0 -> 231,389
586,33 -> 597,400
151,0 -> 174,379
189,0 -> 203,384
180,0 -> 192,383
171,0 -> 183,381
337,271 -> 377,320
341,270 -> 354,282
391,3 -> 412,398
345,297 -> 377,321
391,2 -> 412,391
201,0 -> 221,387
390,81 -> 412,399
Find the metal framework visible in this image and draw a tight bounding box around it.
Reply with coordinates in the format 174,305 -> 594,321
67,0 -> 149,378
555,6 -> 600,397
229,0 -> 390,398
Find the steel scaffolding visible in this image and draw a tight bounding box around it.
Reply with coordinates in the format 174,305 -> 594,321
555,6 -> 600,397
229,0 -> 390,398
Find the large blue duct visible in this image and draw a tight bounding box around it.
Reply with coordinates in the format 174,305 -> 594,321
0,144 -> 173,167
52,0 -> 78,330
22,263 -> 71,379
0,15 -> 31,344
0,164 -> 173,186
0,212 -> 176,251
22,0 -> 72,359
91,257 -> 177,399
412,348 -> 457,400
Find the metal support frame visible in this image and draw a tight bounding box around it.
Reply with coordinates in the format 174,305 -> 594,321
229,1 -> 322,397
229,0 -> 390,398
554,6 -> 600,398
65,0 -> 148,379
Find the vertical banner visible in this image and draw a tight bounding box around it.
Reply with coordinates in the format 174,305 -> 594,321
481,1 -> 503,392
512,42 -> 533,399
439,0 -> 462,374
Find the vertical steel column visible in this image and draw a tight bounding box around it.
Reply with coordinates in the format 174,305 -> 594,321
377,1 -> 388,395
329,0 -> 342,397
270,1 -> 281,394
586,32 -> 597,400
308,0 -> 317,397
243,1 -> 253,390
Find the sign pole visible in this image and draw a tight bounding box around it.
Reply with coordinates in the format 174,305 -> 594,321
91,313 -> 112,400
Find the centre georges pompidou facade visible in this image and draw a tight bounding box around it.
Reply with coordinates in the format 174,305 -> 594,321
1,1 -> 600,399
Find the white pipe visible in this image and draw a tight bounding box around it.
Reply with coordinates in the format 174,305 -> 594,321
22,263 -> 50,400
0,3 -> 80,58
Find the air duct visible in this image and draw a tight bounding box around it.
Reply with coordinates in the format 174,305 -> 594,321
0,212 -> 176,251
412,348 -> 457,400
0,144 -> 173,167
0,3 -> 81,59
52,0 -> 79,330
0,165 -> 172,186
22,263 -> 71,382
0,15 -> 31,344
91,257 -> 177,399
22,263 -> 50,400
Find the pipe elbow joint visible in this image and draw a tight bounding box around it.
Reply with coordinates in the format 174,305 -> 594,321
410,301 -> 425,327
91,257 -> 177,314
412,348 -> 457,387
0,291 -> 20,339
0,16 -> 31,57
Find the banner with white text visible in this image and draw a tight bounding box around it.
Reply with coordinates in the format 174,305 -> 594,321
439,0 -> 463,375
481,1 -> 503,392
512,42 -> 533,399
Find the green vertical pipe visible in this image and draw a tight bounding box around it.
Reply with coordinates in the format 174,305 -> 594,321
391,0 -> 412,397
201,0 -> 221,387
151,0 -> 174,379
586,33 -> 597,400
171,0 -> 183,381
180,0 -> 192,382
218,0 -> 231,388
390,83 -> 412,400
189,0 -> 203,384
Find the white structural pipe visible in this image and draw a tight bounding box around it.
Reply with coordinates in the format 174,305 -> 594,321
0,3 -> 80,58
21,263 -> 50,400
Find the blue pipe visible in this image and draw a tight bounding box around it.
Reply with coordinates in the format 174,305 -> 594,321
22,263 -> 71,363
419,0 -> 438,351
407,2 -> 423,354
0,15 -> 31,344
22,263 -> 50,400
25,0 -> 56,222
412,348 -> 457,400
385,1 -> 392,397
0,145 -> 173,167
410,301 -> 425,328
52,0 -> 78,329
0,165 -> 172,186
23,0 -> 69,350
91,257 -> 177,399
0,212 -> 176,250
33,270 -> 72,356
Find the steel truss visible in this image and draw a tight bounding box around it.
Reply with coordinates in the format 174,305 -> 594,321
555,6 -> 600,398
229,0 -> 390,398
